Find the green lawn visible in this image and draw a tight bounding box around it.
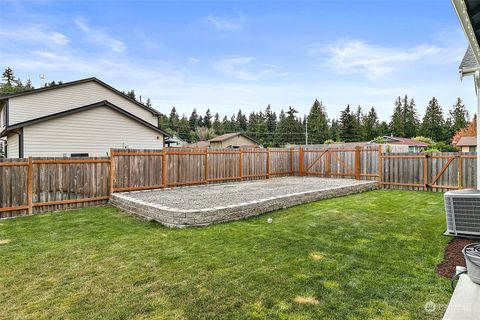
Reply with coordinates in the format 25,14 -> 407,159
0,190 -> 451,319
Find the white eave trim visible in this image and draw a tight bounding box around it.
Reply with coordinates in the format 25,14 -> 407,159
452,0 -> 480,67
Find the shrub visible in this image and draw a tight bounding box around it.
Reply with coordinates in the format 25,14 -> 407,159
324,139 -> 334,145
372,136 -> 387,144
413,136 -> 434,145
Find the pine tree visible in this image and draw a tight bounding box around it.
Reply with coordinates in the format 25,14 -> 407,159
274,107 -> 304,146
447,98 -> 470,141
145,98 -> 152,108
222,116 -> 233,133
390,97 -> 404,137
330,119 -> 340,142
403,96 -> 419,138
264,105 -> 277,145
306,99 -> 329,144
169,107 -> 179,132
378,121 -> 390,137
363,107 -> 380,141
177,116 -> 191,142
212,113 -> 223,135
421,97 -> 446,142
2,67 -> 14,86
126,90 -> 136,100
339,105 -> 358,142
236,110 -> 247,131
204,109 -> 212,129
189,109 -> 199,131
355,106 -> 365,141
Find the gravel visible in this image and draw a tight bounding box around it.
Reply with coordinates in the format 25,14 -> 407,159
122,177 -> 373,210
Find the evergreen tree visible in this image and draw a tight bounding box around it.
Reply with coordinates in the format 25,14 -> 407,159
2,67 -> 14,86
158,114 -> 169,131
204,109 -> 212,129
222,116 -> 233,133
355,106 -> 365,140
330,119 -> 340,142
212,113 -> 224,135
339,105 -> 358,142
403,97 -> 419,138
363,107 -> 380,140
274,107 -> 304,146
447,98 -> 470,141
421,97 -> 446,142
306,99 -> 329,144
189,109 -> 199,131
177,116 -> 191,142
126,90 -> 136,100
390,97 -> 405,137
145,98 -> 152,108
169,107 -> 179,132
378,121 -> 390,137
236,110 -> 247,131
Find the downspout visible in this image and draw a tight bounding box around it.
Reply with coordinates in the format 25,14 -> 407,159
11,129 -> 23,158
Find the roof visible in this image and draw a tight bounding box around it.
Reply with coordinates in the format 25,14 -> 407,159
456,136 -> 477,146
0,77 -> 161,116
0,100 -> 170,138
186,141 -> 210,148
382,136 -> 429,147
209,132 -> 258,144
460,46 -> 479,72
452,0 -> 480,67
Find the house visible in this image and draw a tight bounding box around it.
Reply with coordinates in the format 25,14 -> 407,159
326,136 -> 428,152
375,136 -> 429,152
455,136 -> 477,152
208,132 -> 259,148
0,77 -> 169,158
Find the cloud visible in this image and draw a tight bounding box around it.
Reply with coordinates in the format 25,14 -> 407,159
0,24 -> 69,45
310,39 -> 463,80
74,18 -> 126,52
203,14 -> 243,31
215,56 -> 285,81
188,57 -> 199,65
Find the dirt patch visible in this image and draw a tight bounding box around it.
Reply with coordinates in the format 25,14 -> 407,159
293,296 -> 320,305
437,237 -> 479,278
0,239 -> 11,245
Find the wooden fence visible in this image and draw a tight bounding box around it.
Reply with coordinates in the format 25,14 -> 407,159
1,146 -> 477,218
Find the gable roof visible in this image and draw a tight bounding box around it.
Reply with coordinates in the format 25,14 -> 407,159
209,132 -> 258,144
0,100 -> 170,138
382,136 -> 429,147
0,77 -> 161,116
460,46 -> 479,71
456,136 -> 477,147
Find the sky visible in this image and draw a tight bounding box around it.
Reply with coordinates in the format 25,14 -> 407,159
0,0 -> 475,121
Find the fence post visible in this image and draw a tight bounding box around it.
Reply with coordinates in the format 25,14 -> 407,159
325,150 -> 330,177
289,148 -> 293,175
266,147 -> 270,179
204,147 -> 209,184
354,146 -> 361,180
423,153 -> 429,191
458,152 -> 462,189
109,148 -> 114,194
299,146 -> 304,176
27,156 -> 33,215
162,148 -> 167,187
239,149 -> 243,180
378,145 -> 382,187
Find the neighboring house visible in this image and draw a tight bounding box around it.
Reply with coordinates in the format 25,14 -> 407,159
208,132 -> 259,148
0,77 -> 169,158
455,136 -> 477,152
165,136 -> 187,147
376,136 -> 429,152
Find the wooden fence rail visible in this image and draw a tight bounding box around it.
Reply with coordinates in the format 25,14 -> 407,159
1,146 -> 476,218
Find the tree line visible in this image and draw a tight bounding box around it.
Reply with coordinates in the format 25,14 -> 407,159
163,96 -> 470,148
1,67 -> 470,148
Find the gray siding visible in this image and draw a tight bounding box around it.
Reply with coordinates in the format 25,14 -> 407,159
8,81 -> 159,126
6,132 -> 19,158
0,101 -> 6,132
23,106 -> 164,157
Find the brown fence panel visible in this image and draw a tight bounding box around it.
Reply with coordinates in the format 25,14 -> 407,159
0,158 -> 29,218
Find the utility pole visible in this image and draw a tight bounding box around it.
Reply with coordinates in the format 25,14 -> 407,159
305,117 -> 308,145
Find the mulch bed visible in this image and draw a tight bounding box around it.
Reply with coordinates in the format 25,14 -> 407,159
437,237 -> 480,278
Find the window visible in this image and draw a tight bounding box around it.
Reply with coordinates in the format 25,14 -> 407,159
469,146 -> 477,153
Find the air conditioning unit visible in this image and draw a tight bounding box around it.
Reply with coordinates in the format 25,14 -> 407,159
445,190 -> 480,236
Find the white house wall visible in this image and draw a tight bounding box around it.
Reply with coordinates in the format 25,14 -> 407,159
8,81 -> 158,126
23,106 -> 163,157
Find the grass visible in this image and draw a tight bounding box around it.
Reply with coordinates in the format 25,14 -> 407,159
0,190 -> 451,319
